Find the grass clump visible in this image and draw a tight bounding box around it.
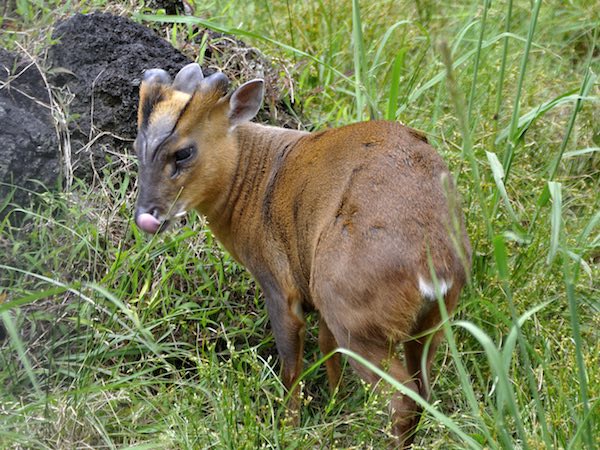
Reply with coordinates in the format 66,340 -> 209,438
1,0 -> 599,449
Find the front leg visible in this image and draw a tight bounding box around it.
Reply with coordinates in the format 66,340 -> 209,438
260,276 -> 306,418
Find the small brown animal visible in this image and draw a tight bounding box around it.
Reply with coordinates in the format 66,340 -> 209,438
133,63 -> 471,447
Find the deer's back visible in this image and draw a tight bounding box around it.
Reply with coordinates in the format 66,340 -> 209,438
258,121 -> 468,301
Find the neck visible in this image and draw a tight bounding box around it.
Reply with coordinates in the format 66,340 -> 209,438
202,122 -> 308,260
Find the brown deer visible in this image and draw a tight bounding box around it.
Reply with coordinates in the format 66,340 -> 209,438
133,63 -> 471,447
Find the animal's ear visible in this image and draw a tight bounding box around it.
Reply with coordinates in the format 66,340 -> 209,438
173,63 -> 204,94
138,68 -> 171,130
229,79 -> 264,125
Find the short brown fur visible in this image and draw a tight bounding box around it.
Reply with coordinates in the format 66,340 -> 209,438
133,66 -> 471,448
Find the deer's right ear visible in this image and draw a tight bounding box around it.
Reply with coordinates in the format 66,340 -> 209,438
229,79 -> 264,125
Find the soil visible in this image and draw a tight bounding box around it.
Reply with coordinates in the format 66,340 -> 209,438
0,48 -> 60,216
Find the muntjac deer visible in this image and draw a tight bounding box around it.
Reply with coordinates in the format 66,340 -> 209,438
133,63 -> 471,447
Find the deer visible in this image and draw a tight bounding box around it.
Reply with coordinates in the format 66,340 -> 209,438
132,62 -> 471,447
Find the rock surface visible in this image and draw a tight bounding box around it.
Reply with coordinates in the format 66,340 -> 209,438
0,48 -> 60,215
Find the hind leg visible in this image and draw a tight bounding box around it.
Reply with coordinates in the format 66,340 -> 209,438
404,285 -> 461,400
402,321 -> 444,447
403,329 -> 443,401
330,331 -> 420,448
318,315 -> 342,391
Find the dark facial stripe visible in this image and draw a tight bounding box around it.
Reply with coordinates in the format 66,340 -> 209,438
139,86 -> 164,131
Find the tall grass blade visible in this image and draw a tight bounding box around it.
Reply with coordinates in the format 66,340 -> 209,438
502,300 -> 552,374
451,17 -> 480,54
0,286 -> 68,314
426,259 -> 497,448
386,49 -> 406,121
371,20 -> 413,73
485,151 -> 520,227
493,235 -> 552,447
526,30 -> 597,235
548,67 -> 597,179
284,0 -> 296,58
455,320 -> 529,449
494,0 -> 513,120
547,181 -> 562,265
351,0 -> 367,120
562,147 -> 600,159
566,400 -> 599,450
0,185 -> 14,213
495,92 -> 593,144
563,205 -> 598,449
440,42 -> 493,241
502,0 -> 542,181
1,311 -> 43,397
467,0 -> 490,125
578,210 -> 600,246
564,270 -> 594,449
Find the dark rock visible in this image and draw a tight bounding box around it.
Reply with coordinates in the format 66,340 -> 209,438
0,48 -> 60,216
0,48 -> 51,112
48,12 -> 192,177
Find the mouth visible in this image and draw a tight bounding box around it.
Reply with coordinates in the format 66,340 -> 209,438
135,209 -> 188,234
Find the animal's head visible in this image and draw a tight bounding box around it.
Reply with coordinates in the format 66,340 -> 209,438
133,63 -> 264,233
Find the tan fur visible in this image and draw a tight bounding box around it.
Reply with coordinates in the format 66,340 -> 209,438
149,91 -> 191,124
134,74 -> 471,448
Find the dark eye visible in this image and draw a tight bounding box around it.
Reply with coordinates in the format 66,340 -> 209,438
174,146 -> 195,163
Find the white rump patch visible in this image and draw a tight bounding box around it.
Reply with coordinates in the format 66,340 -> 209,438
418,275 -> 453,301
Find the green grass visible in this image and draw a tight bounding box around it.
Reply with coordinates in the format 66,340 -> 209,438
1,0 -> 599,448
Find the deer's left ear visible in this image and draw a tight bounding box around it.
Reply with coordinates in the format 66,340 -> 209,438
228,79 -> 264,125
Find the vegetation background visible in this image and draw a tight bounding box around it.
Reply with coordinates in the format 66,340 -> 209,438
1,0 -> 598,448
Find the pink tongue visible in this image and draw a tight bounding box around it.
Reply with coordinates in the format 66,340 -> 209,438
136,213 -> 161,234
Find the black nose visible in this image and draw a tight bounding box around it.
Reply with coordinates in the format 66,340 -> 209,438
135,205 -> 160,220
148,207 -> 160,219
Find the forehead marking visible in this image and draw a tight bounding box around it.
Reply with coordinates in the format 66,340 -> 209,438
142,90 -> 193,163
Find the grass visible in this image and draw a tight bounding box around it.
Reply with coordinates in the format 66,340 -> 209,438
1,0 -> 599,448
